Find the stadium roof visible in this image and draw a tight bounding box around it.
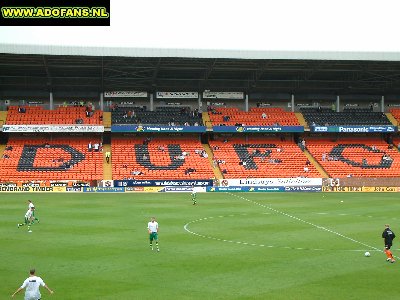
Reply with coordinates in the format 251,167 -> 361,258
1,44 -> 400,96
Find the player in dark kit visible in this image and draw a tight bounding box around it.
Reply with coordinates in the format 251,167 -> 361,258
382,224 -> 396,263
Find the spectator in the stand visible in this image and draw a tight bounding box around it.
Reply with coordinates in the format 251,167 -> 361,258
261,112 -> 267,119
304,166 -> 309,172
194,122 -> 199,126
322,153 -> 327,161
110,103 -> 118,111
18,106 -> 26,113
222,169 -> 228,174
305,159 -> 311,166
362,158 -> 368,166
131,169 -> 143,176
94,143 -> 100,152
88,142 -> 93,152
6,146 -> 13,151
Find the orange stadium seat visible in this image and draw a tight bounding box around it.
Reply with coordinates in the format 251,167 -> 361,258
0,136 -> 103,181
306,137 -> 400,177
208,107 -> 300,126
209,137 -> 319,178
111,137 -> 214,180
6,106 -> 103,125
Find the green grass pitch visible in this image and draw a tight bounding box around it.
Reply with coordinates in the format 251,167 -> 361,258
1,192 -> 400,299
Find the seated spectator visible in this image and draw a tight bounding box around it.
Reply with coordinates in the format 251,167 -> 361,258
222,169 -> 228,174
88,142 -> 93,152
2,154 -> 10,159
184,167 -> 196,175
18,106 -> 26,113
322,153 -> 327,161
5,146 -> 13,151
131,169 -> 143,175
94,143 -> 100,152
261,112 -> 267,119
304,166 -> 309,172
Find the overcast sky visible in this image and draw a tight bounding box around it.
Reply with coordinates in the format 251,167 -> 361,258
0,0 -> 399,52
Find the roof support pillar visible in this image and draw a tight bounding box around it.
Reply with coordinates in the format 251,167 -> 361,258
198,93 -> 203,112
150,93 -> 154,111
49,92 -> 53,110
336,95 -> 340,112
381,96 -> 385,113
291,94 -> 295,112
100,92 -> 104,111
245,94 -> 249,112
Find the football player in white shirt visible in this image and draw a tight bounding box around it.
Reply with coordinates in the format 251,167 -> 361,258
17,208 -> 34,232
147,217 -> 160,252
12,269 -> 53,299
28,200 -> 39,223
191,188 -> 197,205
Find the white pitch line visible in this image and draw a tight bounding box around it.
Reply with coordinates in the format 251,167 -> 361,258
183,214 -> 383,253
229,193 -> 399,259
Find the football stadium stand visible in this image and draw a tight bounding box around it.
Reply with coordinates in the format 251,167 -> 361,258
208,107 -> 300,126
6,106 -> 103,125
0,136 -> 103,182
389,108 -> 400,126
306,137 -> 400,177
111,107 -> 202,126
111,137 -> 214,180
209,137 -> 320,178
301,107 -> 392,126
